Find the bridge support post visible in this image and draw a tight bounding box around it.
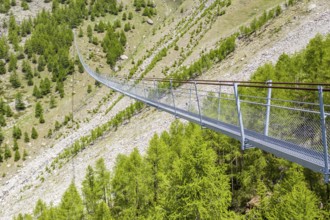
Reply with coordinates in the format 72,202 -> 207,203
189,84 -> 192,111
234,83 -> 246,151
195,82 -> 203,126
218,84 -> 222,121
143,81 -> 147,98
264,80 -> 272,136
170,80 -> 177,117
318,86 -> 329,183
154,80 -> 160,109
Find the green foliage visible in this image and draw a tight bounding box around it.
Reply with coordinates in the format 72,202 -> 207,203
102,26 -> 126,68
4,144 -> 11,160
58,182 -> 84,220
15,92 -> 25,111
239,5 -> 283,37
35,102 -> 43,118
31,127 -> 38,139
12,125 -> 22,139
0,37 -> 9,59
0,60 -> 6,75
87,84 -> 92,93
13,139 -> 18,151
50,95 -> 57,108
9,71 -> 21,88
128,12 -> 133,20
8,53 -> 17,72
24,132 -> 30,143
14,149 -> 20,161
0,129 -> 4,145
0,0 -> 11,13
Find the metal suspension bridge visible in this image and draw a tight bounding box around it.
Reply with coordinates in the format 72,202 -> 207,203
75,41 -> 330,182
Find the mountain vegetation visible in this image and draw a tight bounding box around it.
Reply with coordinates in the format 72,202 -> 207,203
15,121 -> 327,219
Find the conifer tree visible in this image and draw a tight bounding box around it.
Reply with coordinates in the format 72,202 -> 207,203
14,149 -> 20,161
4,144 -> 11,160
35,102 -> 43,118
9,71 -> 21,88
58,182 -> 84,220
23,149 -> 28,161
82,165 -> 98,216
13,125 -> 22,139
50,95 -> 57,108
15,92 -> 25,111
0,60 -> 6,75
95,201 -> 112,220
13,138 -> 19,151
0,129 -> 4,145
31,127 -> 38,139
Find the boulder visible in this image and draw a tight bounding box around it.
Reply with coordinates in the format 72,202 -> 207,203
120,55 -> 128,60
146,19 -> 154,25
308,4 -> 316,12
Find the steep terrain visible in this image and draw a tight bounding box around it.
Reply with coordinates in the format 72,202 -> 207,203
0,0 -> 330,218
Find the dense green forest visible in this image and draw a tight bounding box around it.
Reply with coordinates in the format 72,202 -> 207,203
15,121 -> 327,219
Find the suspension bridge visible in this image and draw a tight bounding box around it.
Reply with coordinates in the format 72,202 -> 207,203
75,41 -> 330,182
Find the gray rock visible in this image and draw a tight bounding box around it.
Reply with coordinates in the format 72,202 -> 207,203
120,55 -> 128,60
308,4 -> 316,12
147,19 -> 154,25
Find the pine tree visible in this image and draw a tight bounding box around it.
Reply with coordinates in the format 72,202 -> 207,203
33,199 -> 47,218
95,158 -> 111,205
0,60 -> 6,75
165,123 -> 232,219
82,165 -> 98,216
0,114 -> 6,127
23,149 -> 28,161
33,85 -> 42,99
31,127 -> 38,139
112,149 -> 150,219
13,125 -> 22,139
14,149 -> 20,161
122,12 -> 127,21
50,95 -> 57,108
9,71 -> 21,88
94,201 -> 112,220
35,102 -> 43,118
15,92 -> 25,111
24,132 -> 30,143
13,138 -> 19,151
4,144 -> 12,160
58,182 -> 84,220
128,12 -> 133,20
78,27 -> 83,37
39,113 -> 45,124
0,129 -> 4,145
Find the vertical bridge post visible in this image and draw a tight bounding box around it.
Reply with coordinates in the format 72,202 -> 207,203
234,83 -> 246,151
264,80 -> 272,136
189,84 -> 192,111
195,82 -> 203,126
318,86 -> 329,183
170,80 -> 177,117
154,80 -> 160,109
218,84 -> 222,121
143,81 -> 147,98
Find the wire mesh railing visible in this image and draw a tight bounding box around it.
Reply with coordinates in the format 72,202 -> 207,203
75,35 -> 330,182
